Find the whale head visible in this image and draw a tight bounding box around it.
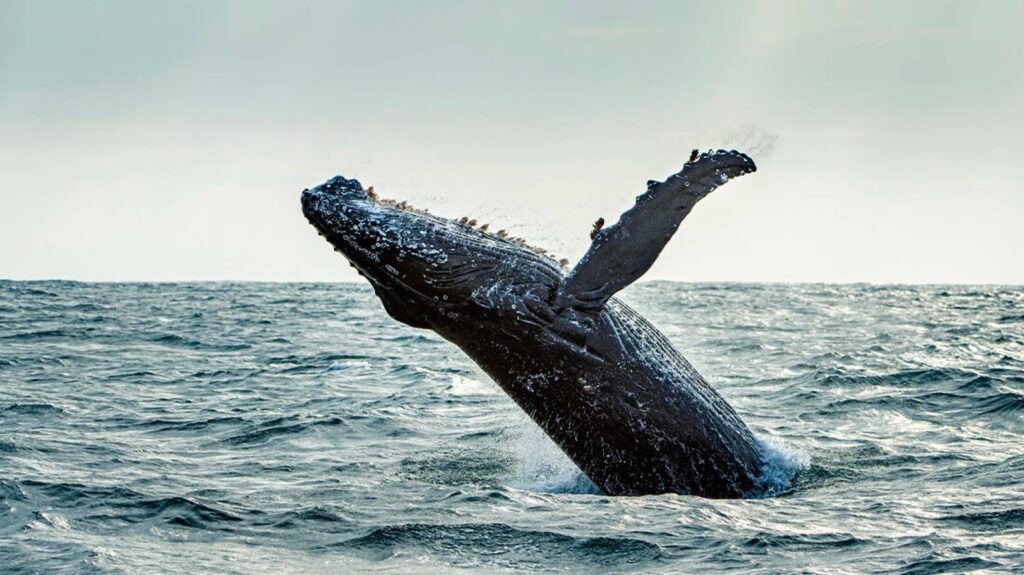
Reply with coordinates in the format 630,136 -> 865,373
301,176 -> 564,331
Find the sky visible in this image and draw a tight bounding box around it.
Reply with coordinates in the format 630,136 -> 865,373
1,0 -> 1022,283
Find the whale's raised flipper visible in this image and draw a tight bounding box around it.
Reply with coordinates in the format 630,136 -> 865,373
554,150 -> 756,311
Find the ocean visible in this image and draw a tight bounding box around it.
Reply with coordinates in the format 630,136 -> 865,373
1,281 -> 1021,573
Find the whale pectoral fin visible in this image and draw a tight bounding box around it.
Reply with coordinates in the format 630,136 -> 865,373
555,150 -> 756,311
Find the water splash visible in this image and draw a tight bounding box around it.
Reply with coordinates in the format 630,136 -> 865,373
697,124 -> 780,161
507,414 -> 601,494
752,435 -> 810,496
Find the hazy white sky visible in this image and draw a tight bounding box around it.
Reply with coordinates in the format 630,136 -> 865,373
1,0 -> 1022,283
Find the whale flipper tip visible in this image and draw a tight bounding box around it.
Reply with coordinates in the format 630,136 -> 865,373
557,149 -> 756,311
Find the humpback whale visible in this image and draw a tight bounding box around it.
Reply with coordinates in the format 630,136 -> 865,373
301,150 -> 765,498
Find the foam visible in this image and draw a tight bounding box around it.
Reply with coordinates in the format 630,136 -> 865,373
752,434 -> 810,496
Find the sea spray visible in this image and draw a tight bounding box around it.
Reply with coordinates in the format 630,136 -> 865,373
508,412 -> 601,494
752,434 -> 810,496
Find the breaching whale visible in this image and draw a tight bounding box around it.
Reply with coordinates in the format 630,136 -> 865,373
301,150 -> 765,498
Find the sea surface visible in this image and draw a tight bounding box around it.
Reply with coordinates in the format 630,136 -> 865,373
1,281 -> 1022,574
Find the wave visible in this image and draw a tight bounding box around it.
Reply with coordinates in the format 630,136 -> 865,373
130,496 -> 244,529
253,505 -> 353,530
116,416 -> 247,433
221,415 -> 348,446
332,522 -> 664,567
742,531 -> 868,550
796,367 -> 982,389
975,391 -> 1024,416
149,333 -> 251,351
3,403 -> 65,416
4,479 -> 250,532
266,352 -> 375,374
940,507 -> 1024,530
0,328 -> 96,341
14,479 -> 143,505
900,556 -> 1003,574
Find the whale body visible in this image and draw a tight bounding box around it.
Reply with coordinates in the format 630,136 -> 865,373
301,150 -> 766,497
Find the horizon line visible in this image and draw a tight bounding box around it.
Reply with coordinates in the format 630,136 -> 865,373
2,278 -> 1021,288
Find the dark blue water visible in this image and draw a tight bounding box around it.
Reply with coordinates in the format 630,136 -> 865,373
1,281 -> 1022,573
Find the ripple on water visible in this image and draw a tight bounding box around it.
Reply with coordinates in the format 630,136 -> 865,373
331,522 -> 666,569
1,282 -> 1023,573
